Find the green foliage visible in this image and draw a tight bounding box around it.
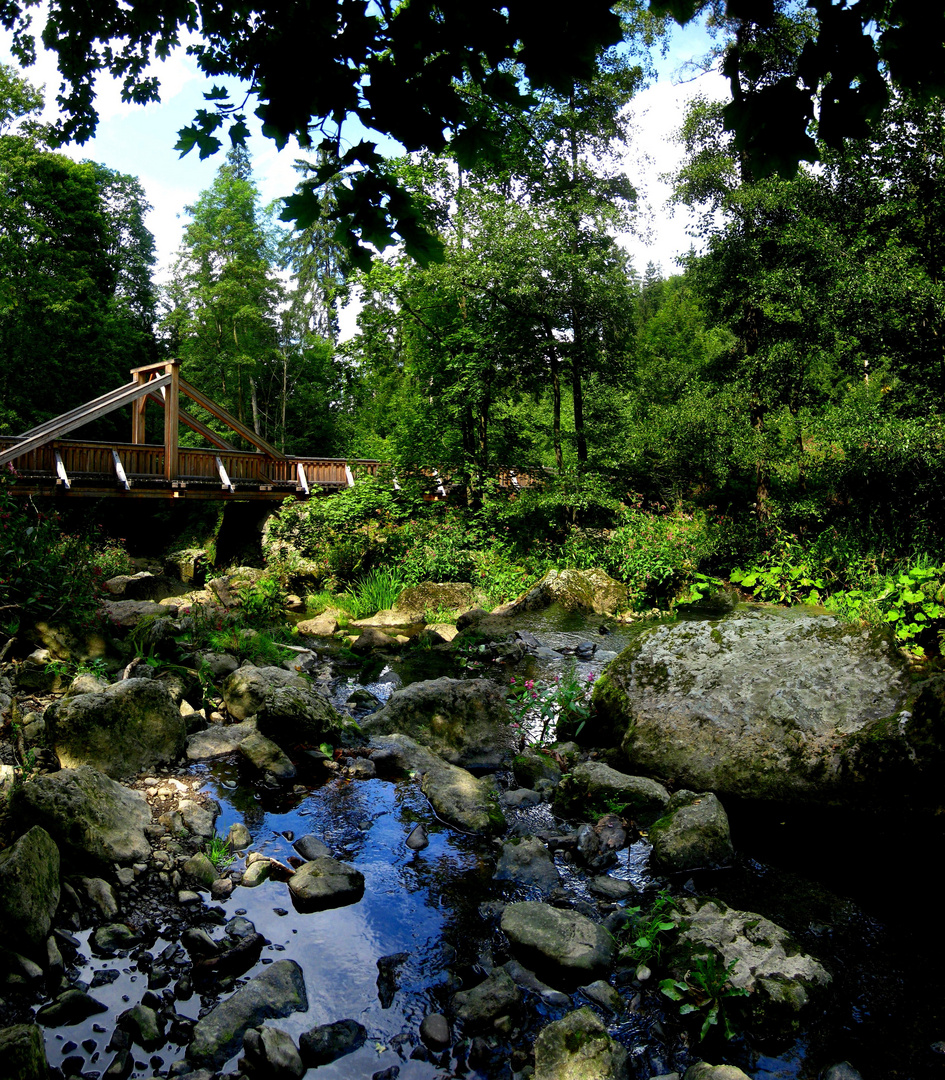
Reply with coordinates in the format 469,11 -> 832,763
204,834 -> 235,871
616,890 -> 678,968
505,664 -> 597,747
236,576 -> 286,627
730,530 -> 827,605
660,954 -> 749,1042
345,567 -> 405,619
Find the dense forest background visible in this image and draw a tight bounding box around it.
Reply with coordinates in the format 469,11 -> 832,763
3,4 -> 945,654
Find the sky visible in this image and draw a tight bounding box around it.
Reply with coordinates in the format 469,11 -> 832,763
0,13 -> 727,333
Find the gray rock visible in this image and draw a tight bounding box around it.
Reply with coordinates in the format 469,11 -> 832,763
499,567 -> 628,617
101,598 -> 179,628
591,609 -> 938,808
554,761 -> 669,826
45,678 -> 185,777
405,824 -> 428,851
241,860 -> 271,887
187,719 -> 257,760
105,570 -> 175,601
588,875 -> 637,901
299,1019 -> 366,1066
419,1013 -> 450,1051
178,799 -> 220,838
362,677 -> 514,768
649,791 -> 734,873
534,1007 -> 629,1080
183,853 -> 219,889
63,672 -> 110,698
240,1025 -> 305,1078
503,958 -> 572,1007
92,923 -> 140,955
0,825 -> 60,956
670,897 -> 831,1031
223,666 -> 342,744
451,970 -> 521,1028
198,651 -> 240,679
493,836 -> 560,895
0,1023 -> 48,1079
119,1002 -> 165,1048
683,1067 -> 752,1080
501,901 -> 615,985
822,1065 -> 864,1080
14,766 -> 151,864
288,856 -> 365,911
296,611 -> 341,636
188,959 -> 308,1067
80,876 -> 118,918
292,834 -> 331,860
36,988 -> 107,1026
512,749 -> 562,788
373,734 -> 506,835
227,822 -> 252,849
579,979 -> 624,1013
238,730 -> 297,780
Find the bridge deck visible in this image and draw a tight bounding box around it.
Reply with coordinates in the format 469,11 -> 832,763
0,437 -> 380,500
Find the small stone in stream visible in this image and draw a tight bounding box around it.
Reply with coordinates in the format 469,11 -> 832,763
822,1065 -> 865,1080
299,1019 -> 367,1066
90,970 -> 121,988
405,824 -> 428,851
419,1013 -> 450,1051
226,916 -> 256,939
292,835 -> 331,861
182,927 -> 218,957
240,1025 -> 305,1078
36,988 -> 108,1026
91,923 -> 140,956
372,1068 -> 400,1080
226,823 -> 252,849
288,857 -> 364,912
178,890 -> 201,904
580,979 -> 624,1013
241,860 -> 271,888
588,875 -> 637,901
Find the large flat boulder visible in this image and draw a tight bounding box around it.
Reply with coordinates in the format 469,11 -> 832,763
362,677 -> 514,768
0,826 -> 60,957
288,856 -> 365,911
534,1008 -> 628,1080
14,766 -> 151,865
590,608 -> 944,809
497,568 -> 628,616
224,666 -> 343,745
46,678 -> 185,778
501,901 -> 615,985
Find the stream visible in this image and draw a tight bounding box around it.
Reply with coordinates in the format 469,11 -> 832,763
29,605 -> 945,1079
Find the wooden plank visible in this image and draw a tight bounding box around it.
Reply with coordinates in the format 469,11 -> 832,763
164,363 -> 179,483
131,372 -> 147,444
0,375 -> 172,468
345,464 -> 355,487
146,392 -> 238,452
112,450 -> 130,491
178,377 -> 287,461
54,451 -> 70,490
296,462 -> 310,495
215,455 -> 235,492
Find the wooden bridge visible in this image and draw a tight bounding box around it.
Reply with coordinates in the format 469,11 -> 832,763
0,361 -> 382,500
0,361 -> 537,501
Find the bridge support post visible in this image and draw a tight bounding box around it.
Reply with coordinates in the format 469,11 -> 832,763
164,361 -> 180,483
131,370 -> 147,443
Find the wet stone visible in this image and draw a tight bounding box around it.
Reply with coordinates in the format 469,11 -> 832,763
37,988 -> 108,1026
92,923 -> 140,956
405,824 -> 429,851
299,1018 -> 367,1066
288,856 -> 365,912
240,1025 -> 305,1078
419,1013 -> 450,1051
292,834 -> 331,861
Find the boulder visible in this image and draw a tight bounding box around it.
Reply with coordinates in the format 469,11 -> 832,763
288,856 -> 365,911
350,627 -> 401,653
299,1019 -> 366,1066
372,734 -> 506,835
240,1025 -> 305,1078
14,766 -> 151,864
501,901 -> 615,985
451,970 -> 522,1028
534,1007 -> 628,1080
188,960 -> 308,1068
223,666 -> 342,745
104,571 -> 176,601
187,719 -> 258,760
296,611 -> 341,636
101,599 -> 179,629
362,677 -> 514,768
493,837 -> 560,895
45,678 -> 185,778
590,608 -> 939,809
554,761 -> 669,826
238,731 -> 297,781
649,791 -> 734,874
683,1066 -> 752,1080
0,826 -> 60,957
0,1023 -> 48,1079
669,897 -> 831,1032
499,568 -> 628,616
394,581 -> 474,619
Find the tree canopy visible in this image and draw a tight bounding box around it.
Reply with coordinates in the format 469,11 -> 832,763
4,0 -> 943,263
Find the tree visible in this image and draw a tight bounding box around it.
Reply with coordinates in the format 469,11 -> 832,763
1,0 -> 625,265
162,145 -> 285,439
